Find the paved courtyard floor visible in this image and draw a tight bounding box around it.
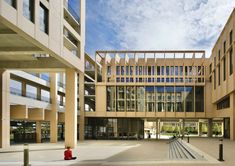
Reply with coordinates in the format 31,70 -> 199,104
0,138 -> 233,166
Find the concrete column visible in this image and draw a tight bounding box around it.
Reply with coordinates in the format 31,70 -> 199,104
230,117 -> 235,140
79,72 -> 85,141
0,70 -> 10,148
22,82 -> 26,97
158,119 -> 161,139
156,119 -> 158,140
65,69 -> 77,148
49,73 -> 58,143
198,121 -> 202,136
207,118 -> 213,137
36,121 -> 42,143
180,119 -> 185,137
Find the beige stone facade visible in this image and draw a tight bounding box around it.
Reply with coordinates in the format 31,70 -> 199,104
0,0 -> 235,149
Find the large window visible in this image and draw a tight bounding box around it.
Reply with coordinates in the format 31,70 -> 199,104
121,66 -> 125,75
161,66 -> 164,75
5,0 -> 16,8
10,79 -> 22,96
116,66 -> 120,75
175,66 -> 178,76
146,86 -> 154,112
185,87 -> 194,112
23,0 -> 34,22
229,31 -> 233,45
217,97 -> 230,110
26,84 -> 37,99
157,66 -> 160,75
224,41 -> 226,54
117,87 -> 125,112
223,57 -> 226,81
130,66 -> 133,75
165,87 -> 174,112
155,87 -> 164,112
41,89 -> 50,103
126,87 -> 135,111
175,87 -> 184,112
136,87 -> 145,112
166,66 -> 169,75
195,87 -> 204,112
126,66 -> 129,75
107,87 -> 116,112
230,30 -> 233,45
39,3 -> 49,34
179,66 -> 183,76
229,48 -> 233,75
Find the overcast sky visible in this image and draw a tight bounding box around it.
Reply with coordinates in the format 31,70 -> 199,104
85,0 -> 235,58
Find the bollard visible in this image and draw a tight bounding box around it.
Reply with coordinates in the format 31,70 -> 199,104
218,138 -> 224,161
23,144 -> 31,166
187,134 -> 189,143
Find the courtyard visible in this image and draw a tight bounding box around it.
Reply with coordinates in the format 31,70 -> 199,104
0,138 -> 234,166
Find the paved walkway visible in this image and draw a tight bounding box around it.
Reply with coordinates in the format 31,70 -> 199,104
0,138 -> 232,166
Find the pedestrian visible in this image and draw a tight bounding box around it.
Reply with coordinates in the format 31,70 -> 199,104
64,146 -> 77,160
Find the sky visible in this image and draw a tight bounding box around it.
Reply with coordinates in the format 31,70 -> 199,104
85,0 -> 235,58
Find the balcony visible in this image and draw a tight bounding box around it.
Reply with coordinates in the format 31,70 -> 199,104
63,28 -> 80,58
10,87 -> 51,104
63,0 -> 80,34
64,0 -> 80,24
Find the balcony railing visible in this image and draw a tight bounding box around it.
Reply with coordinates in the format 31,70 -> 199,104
10,87 -> 22,96
64,0 -> 80,24
10,87 -> 51,103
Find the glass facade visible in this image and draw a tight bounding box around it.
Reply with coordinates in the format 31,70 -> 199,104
107,86 -> 204,112
85,118 -> 144,140
114,65 -> 205,83
185,87 -> 194,112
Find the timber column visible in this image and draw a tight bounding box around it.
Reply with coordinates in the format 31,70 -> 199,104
0,70 -> 10,148
65,69 -> 78,148
50,73 -> 58,143
79,72 -> 85,141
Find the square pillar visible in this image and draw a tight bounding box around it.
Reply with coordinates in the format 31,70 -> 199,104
65,69 -> 77,148
207,118 -> 213,137
79,72 -> 85,141
198,121 -> 202,136
49,73 -> 58,143
36,121 -> 42,143
0,70 -> 10,148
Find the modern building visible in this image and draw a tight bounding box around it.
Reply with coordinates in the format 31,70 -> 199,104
1,1 -> 235,149
0,0 -> 86,148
